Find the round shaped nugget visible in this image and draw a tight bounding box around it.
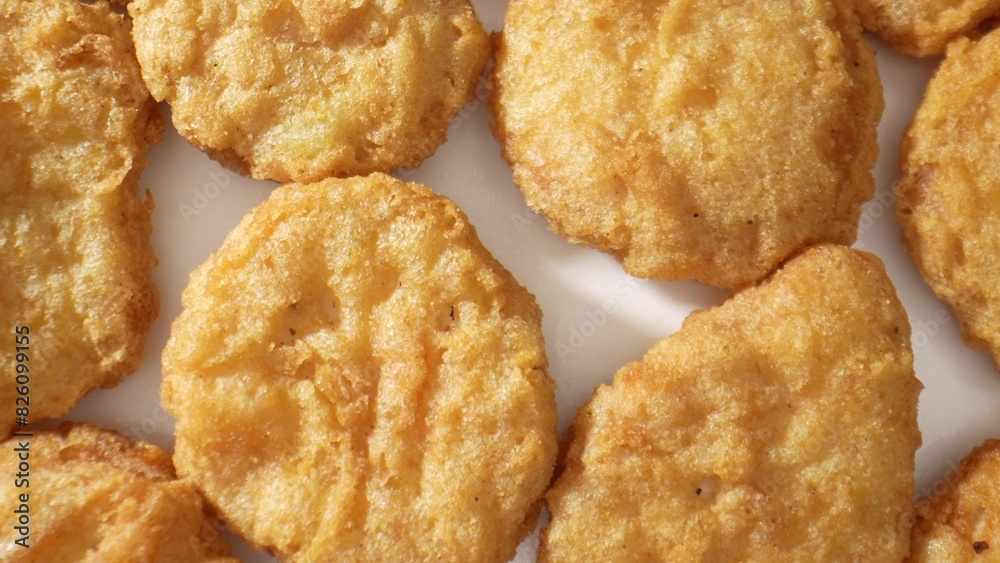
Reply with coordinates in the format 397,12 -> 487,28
0,422 -> 235,562
0,0 -> 161,438
128,0 -> 489,183
856,0 -> 1000,57
910,439 -> 1000,561
541,245 -> 922,561
162,173 -> 558,561
896,30 -> 1000,371
493,0 -> 882,289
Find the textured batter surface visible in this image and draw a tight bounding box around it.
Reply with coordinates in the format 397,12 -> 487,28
910,439 -> 1000,562
162,174 -> 557,561
896,30 -> 1000,371
0,0 -> 161,438
493,0 -> 882,289
0,423 -> 235,562
129,0 -> 489,183
855,0 -> 1000,56
541,245 -> 921,562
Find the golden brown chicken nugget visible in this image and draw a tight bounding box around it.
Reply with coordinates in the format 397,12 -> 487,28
492,0 -> 882,289
0,0 -> 161,438
0,422 -> 235,562
896,30 -> 1000,371
129,0 -> 489,183
910,439 -> 1000,562
855,0 -> 1000,57
162,173 -> 557,561
541,245 -> 922,562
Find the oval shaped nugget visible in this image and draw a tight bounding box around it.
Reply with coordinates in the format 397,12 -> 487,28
493,0 -> 882,289
0,422 -> 235,562
162,173 -> 558,561
896,30 -> 1000,371
855,0 -> 1000,57
910,439 -> 1000,562
541,245 -> 922,561
129,0 -> 489,183
0,0 -> 161,438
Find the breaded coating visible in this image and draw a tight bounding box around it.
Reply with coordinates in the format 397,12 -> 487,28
910,439 -> 1000,562
492,0 -> 882,289
896,30 -> 1000,371
0,0 -> 161,438
162,174 -> 558,561
129,0 -> 489,183
0,422 -> 235,562
541,245 -> 922,562
855,0 -> 1000,57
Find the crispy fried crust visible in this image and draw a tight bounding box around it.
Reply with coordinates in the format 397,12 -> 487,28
540,245 -> 921,562
0,422 -> 235,562
896,31 -> 1000,371
129,0 -> 489,183
855,0 -> 1000,56
162,173 -> 558,561
0,0 -> 161,438
492,0 -> 882,289
910,439 -> 1000,562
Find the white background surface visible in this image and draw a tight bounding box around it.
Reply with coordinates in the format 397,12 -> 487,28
61,2 -> 1000,560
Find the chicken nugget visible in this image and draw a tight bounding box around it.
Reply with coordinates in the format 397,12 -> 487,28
541,245 -> 922,562
896,30 -> 1000,371
492,0 -> 882,289
855,0 -> 1000,56
0,422 -> 235,561
0,0 -> 161,438
161,173 -> 558,561
910,439 -> 1000,562
129,0 -> 489,183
